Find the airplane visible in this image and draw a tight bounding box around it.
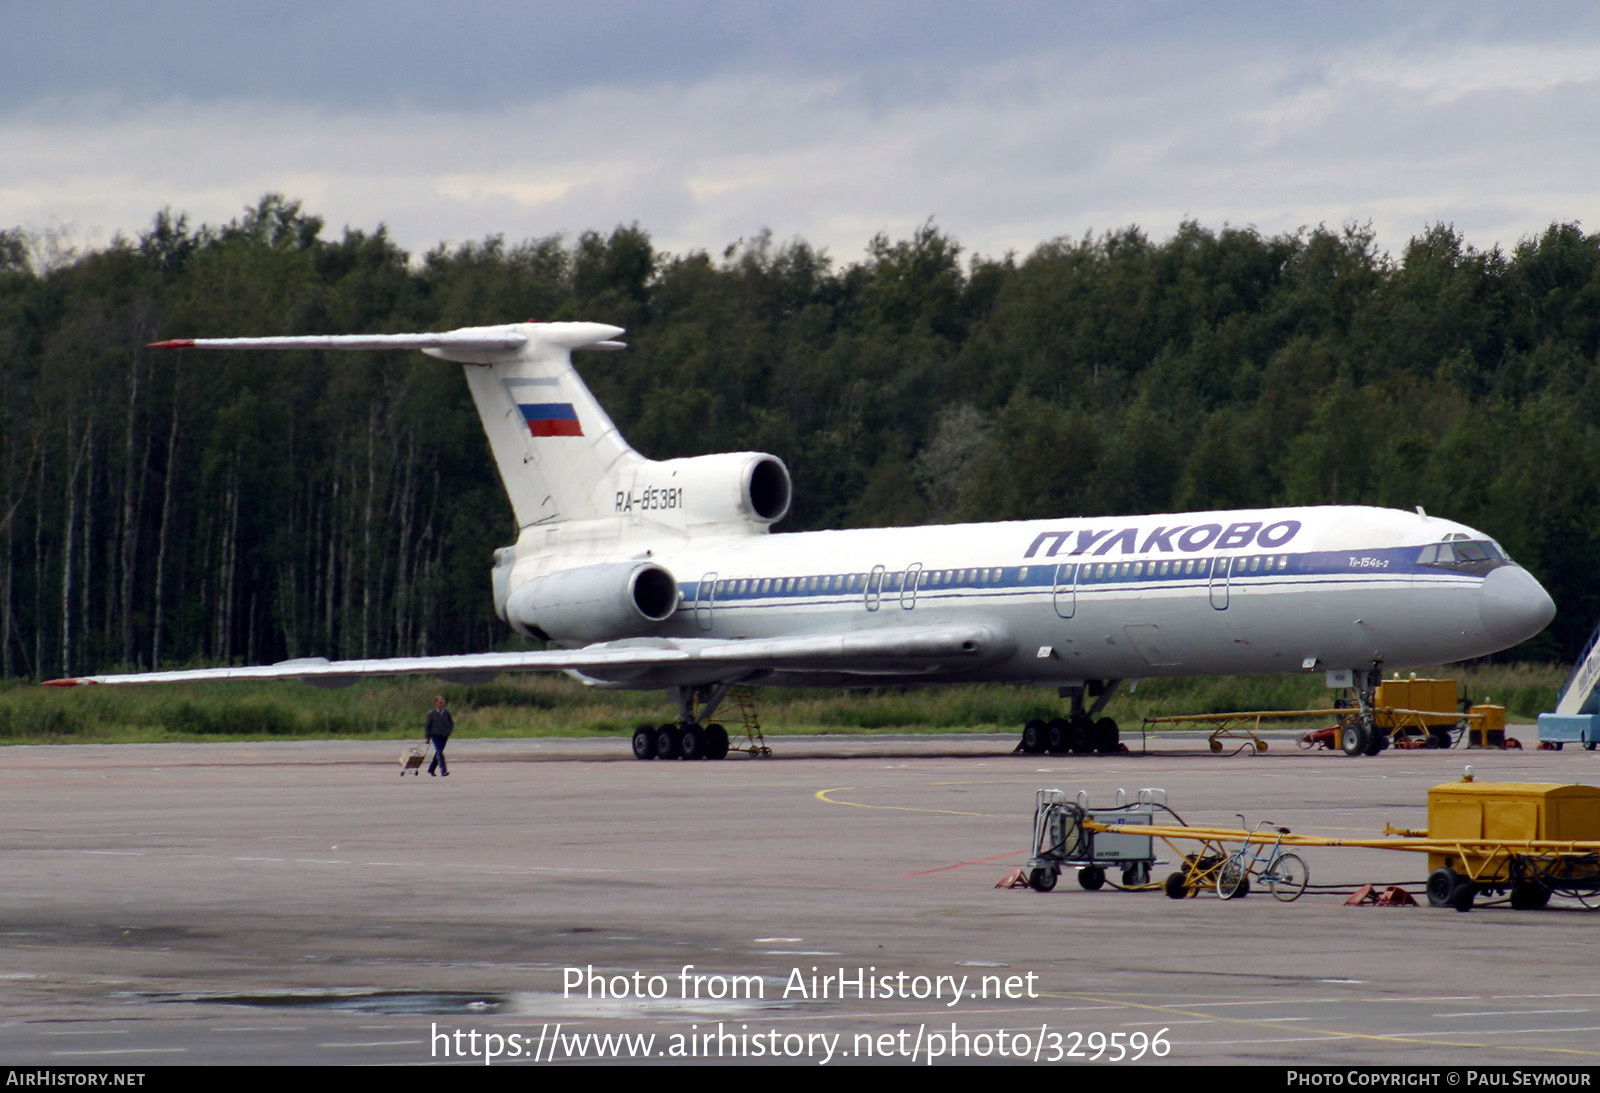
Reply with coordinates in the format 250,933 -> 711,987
45,321 -> 1558,760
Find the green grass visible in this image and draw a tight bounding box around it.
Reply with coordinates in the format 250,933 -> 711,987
0,663 -> 1567,745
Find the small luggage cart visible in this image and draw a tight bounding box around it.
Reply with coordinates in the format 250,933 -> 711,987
399,745 -> 428,776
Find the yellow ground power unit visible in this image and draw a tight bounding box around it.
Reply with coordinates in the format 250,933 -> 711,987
1374,677 -> 1459,727
1373,676 -> 1462,749
1424,780 -> 1600,909
1465,702 -> 1507,748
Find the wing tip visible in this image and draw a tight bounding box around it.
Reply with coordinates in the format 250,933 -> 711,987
147,339 -> 195,349
41,677 -> 85,686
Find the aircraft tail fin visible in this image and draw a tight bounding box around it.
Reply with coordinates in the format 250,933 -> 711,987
432,323 -> 639,529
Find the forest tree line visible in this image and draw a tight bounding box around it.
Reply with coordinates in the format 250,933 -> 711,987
2,195 -> 1598,680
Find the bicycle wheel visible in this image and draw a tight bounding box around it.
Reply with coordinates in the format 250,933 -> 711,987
1217,857 -> 1251,899
1267,853 -> 1308,902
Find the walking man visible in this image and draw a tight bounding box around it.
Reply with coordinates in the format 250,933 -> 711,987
425,695 -> 454,776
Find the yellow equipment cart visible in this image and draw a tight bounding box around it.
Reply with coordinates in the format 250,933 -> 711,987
1060,777 -> 1600,912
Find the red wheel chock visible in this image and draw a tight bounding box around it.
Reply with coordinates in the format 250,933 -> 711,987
1345,885 -> 1418,907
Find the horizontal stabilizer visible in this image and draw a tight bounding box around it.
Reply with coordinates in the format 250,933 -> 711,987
149,327 -> 528,354
148,320 -> 630,528
146,322 -> 631,361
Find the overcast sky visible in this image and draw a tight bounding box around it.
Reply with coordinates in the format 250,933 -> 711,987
3,1 -> 1595,266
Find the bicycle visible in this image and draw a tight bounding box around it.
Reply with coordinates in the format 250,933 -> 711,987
1216,814 -> 1309,902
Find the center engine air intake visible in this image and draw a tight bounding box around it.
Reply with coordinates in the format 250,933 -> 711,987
504,561 -> 679,643
621,451 -> 791,530
745,455 -> 791,523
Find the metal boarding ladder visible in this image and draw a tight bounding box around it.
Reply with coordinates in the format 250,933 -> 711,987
731,687 -> 771,757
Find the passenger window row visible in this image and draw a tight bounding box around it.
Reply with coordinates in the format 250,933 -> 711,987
708,555 -> 1295,597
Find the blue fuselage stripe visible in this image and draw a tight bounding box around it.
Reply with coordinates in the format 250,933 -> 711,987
683,547 -> 1480,606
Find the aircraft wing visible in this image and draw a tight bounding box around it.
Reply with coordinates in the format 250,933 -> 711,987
43,623 -> 1011,689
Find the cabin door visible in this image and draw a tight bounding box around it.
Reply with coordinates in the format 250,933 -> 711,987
900,563 -> 923,610
696,571 -> 717,630
1208,557 -> 1231,610
864,565 -> 886,611
1052,562 -> 1077,618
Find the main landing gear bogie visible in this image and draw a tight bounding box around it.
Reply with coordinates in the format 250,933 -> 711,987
633,721 -> 731,762
1019,714 -> 1121,755
1019,680 -> 1124,756
1019,713 -> 1121,755
633,684 -> 739,762
1019,679 -> 1124,757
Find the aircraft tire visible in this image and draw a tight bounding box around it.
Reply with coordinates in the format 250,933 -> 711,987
1068,714 -> 1096,754
680,725 -> 706,760
1340,721 -> 1369,757
1364,726 -> 1387,755
1045,718 -> 1071,754
631,724 -> 657,760
1020,719 -> 1047,754
1077,865 -> 1106,891
1094,717 -> 1120,753
654,724 -> 682,760
705,723 -> 729,760
1585,742 -> 1598,752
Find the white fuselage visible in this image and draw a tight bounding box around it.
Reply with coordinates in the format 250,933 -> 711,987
519,504 -> 1551,689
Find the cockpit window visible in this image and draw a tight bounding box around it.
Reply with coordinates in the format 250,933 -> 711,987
1418,539 -> 1510,573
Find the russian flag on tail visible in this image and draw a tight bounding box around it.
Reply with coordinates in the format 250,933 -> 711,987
520,402 -> 583,437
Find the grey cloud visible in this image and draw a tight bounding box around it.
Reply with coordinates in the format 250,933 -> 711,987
2,3 -> 1596,267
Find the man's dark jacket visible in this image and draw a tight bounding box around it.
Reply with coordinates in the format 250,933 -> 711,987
425,708 -> 454,739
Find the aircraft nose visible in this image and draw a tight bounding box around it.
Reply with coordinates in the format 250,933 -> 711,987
1478,566 -> 1556,647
